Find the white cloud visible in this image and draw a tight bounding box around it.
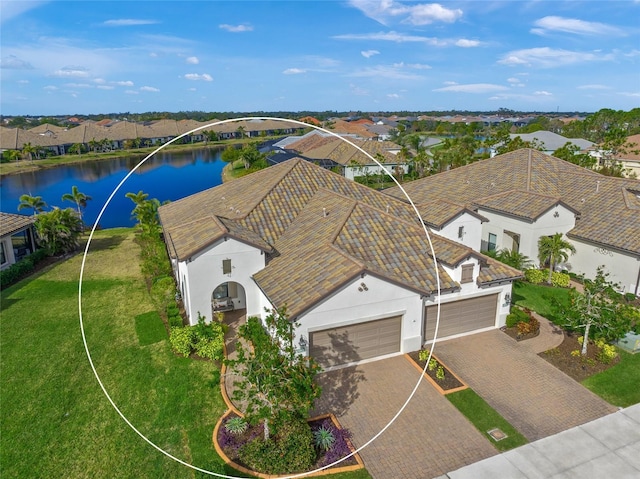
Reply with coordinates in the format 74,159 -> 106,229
387,93 -> 400,98
219,24 -> 253,32
455,39 -> 480,48
361,50 -> 380,58
17,79 -> 29,84
92,78 -> 106,84
113,80 -> 134,86
498,47 -> 608,68
140,86 -> 160,92
348,64 -> 423,80
64,83 -> 91,88
51,66 -> 90,78
184,73 -> 213,81
186,56 -> 199,64
334,31 -> 443,44
103,19 -> 160,27
407,63 -> 431,70
1,55 -> 34,69
534,91 -> 553,96
97,85 -> 115,90
125,90 -> 139,95
350,83 -> 369,96
348,0 -> 462,26
0,1 -> 47,25
283,68 -> 306,75
433,83 -> 508,93
188,87 -> 197,91
578,84 -> 611,90
43,85 -> 58,91
532,16 -> 624,36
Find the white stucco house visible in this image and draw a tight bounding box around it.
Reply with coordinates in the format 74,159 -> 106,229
158,159 -> 521,369
0,212 -> 37,271
386,148 -> 640,297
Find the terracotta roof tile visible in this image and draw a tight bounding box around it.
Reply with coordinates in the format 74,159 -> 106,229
0,212 -> 35,237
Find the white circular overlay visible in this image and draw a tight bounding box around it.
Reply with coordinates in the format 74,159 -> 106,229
78,117 -> 443,478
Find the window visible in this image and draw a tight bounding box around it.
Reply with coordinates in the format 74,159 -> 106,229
0,242 -> 6,265
461,264 -> 474,284
458,226 -> 464,239
222,259 -> 232,275
487,233 -> 497,252
213,283 -> 228,299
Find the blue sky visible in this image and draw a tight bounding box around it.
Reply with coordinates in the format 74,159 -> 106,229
1,0 -> 639,115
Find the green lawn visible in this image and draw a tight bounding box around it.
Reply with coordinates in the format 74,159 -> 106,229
511,281 -> 571,324
582,349 -> 640,407
0,228 -> 371,479
446,389 -> 528,452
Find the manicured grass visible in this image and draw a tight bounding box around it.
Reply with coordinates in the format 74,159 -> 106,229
582,349 -> 640,407
0,228 -> 371,479
511,280 -> 571,324
135,311 -> 167,346
447,389 -> 528,452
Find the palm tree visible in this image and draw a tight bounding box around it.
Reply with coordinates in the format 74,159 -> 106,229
125,190 -> 149,207
17,194 -> 46,215
21,142 -> 36,161
61,186 -> 92,228
538,233 -> 576,284
5,150 -> 21,163
496,248 -> 533,270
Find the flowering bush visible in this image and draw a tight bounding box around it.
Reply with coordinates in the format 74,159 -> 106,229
551,271 -> 571,288
524,268 -> 546,284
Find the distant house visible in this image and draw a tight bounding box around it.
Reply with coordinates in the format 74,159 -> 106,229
158,159 -> 520,368
493,131 -> 594,156
0,213 -> 37,271
386,149 -> 640,296
588,133 -> 640,178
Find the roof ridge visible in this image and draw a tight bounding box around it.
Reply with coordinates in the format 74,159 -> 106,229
237,157 -> 304,219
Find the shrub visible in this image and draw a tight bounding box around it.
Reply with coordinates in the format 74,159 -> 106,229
597,343 -> 618,364
418,349 -> 430,362
551,271 -> 570,288
524,268 -> 545,285
314,418 -> 353,468
571,349 -> 581,357
0,249 -> 49,288
435,366 -> 445,380
225,417 -> 248,435
166,303 -> 183,328
169,326 -> 195,357
428,358 -> 438,371
506,307 -> 530,328
194,336 -> 225,361
313,426 -> 335,451
238,417 -> 315,474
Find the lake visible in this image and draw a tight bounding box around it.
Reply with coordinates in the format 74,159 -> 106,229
0,147 -> 226,229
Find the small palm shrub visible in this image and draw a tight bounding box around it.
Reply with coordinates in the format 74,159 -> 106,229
225,417 -> 248,435
313,426 -> 335,451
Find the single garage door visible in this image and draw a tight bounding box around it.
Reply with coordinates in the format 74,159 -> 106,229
424,294 -> 498,343
310,316 -> 402,369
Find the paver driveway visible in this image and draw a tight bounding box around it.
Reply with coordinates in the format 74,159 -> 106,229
434,330 -> 617,442
312,356 -> 497,479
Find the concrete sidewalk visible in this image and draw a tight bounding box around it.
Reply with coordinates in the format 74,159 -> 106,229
440,403 -> 640,479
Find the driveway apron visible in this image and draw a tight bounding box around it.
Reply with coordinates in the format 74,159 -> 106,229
433,330 -> 617,442
312,355 -> 497,479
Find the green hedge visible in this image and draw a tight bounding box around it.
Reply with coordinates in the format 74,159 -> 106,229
0,249 -> 49,288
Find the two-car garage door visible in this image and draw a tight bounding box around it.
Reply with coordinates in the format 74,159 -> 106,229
310,315 -> 402,369
424,294 -> 498,343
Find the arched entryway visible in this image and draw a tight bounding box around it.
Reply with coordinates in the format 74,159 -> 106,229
211,281 -> 247,316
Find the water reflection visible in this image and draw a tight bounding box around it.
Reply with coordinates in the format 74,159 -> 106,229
0,147 -> 225,229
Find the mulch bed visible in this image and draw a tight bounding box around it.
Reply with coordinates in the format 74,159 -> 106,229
407,351 -> 465,391
539,332 -> 619,382
501,325 -> 540,342
217,413 -> 359,474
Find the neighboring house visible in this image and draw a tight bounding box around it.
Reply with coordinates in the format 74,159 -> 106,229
588,133 -> 640,178
284,134 -> 407,180
0,213 -> 37,271
491,130 -> 594,156
386,148 -> 640,296
158,159 -> 521,369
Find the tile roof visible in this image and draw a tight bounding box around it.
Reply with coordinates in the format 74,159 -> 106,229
385,148 -> 640,255
415,199 -> 488,229
473,190 -> 577,222
0,212 -> 35,237
287,136 -> 402,167
160,158 -> 521,318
